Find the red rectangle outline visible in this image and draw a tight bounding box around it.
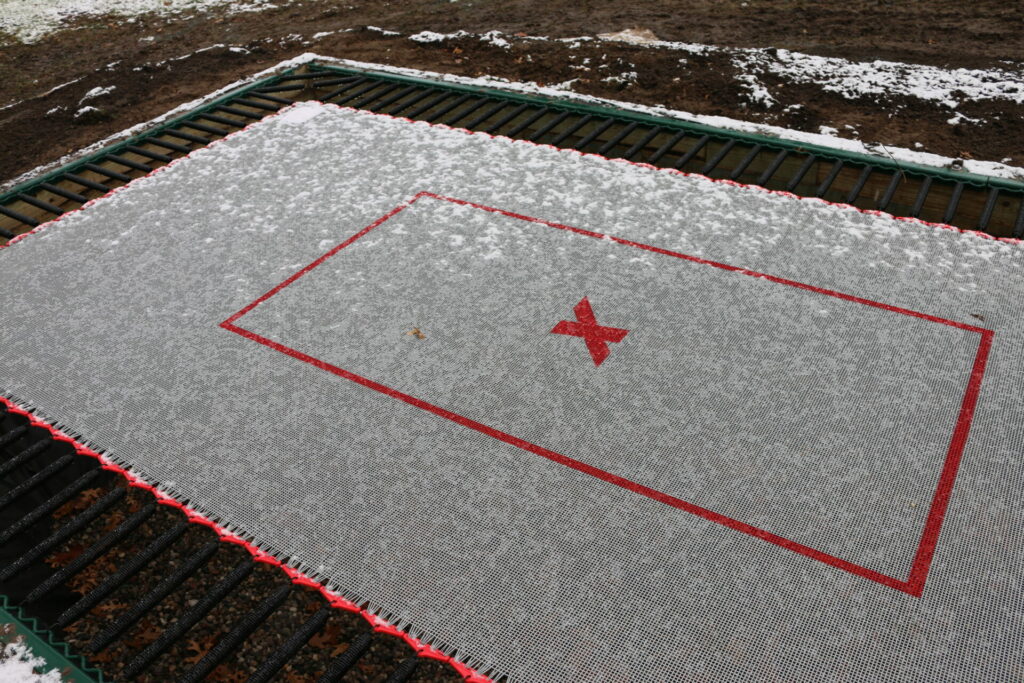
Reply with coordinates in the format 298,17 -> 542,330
221,190 -> 993,597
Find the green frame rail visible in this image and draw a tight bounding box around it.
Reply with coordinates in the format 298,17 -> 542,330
1,594 -> 105,683
2,61 -> 1022,237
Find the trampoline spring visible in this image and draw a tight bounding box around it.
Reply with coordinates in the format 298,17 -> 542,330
245,604 -> 333,683
196,112 -> 248,128
164,129 -> 211,145
369,85 -> 421,113
0,436 -> 54,478
180,119 -> 230,136
504,107 -> 548,138
815,160 -> 844,197
674,134 -> 710,169
878,171 -> 902,210
845,166 -> 873,205
425,93 -> 474,123
180,584 -> 292,683
462,101 -> 510,130
402,90 -> 452,119
320,76 -> 369,102
1014,198 -> 1024,239
316,632 -> 373,682
350,82 -> 405,110
976,188 -> 999,232
333,81 -> 384,107
232,97 -> 282,112
701,139 -> 738,175
0,452 -> 74,511
943,182 -> 965,224
597,121 -> 639,156
647,130 -> 687,164
24,501 -> 157,605
55,519 -> 190,629
573,118 -> 616,150
39,182 -> 88,203
83,162 -> 132,182
248,91 -> 294,105
255,83 -> 307,94
549,114 -> 593,146
120,556 -> 256,680
15,193 -> 65,215
89,538 -> 221,653
622,126 -> 662,160
785,155 -> 817,191
214,105 -> 264,120
106,154 -> 153,173
444,97 -> 493,127
729,143 -> 762,180
312,76 -> 363,89
756,149 -> 788,187
274,70 -> 334,80
147,137 -> 192,154
389,88 -> 440,116
0,424 -> 29,448
484,102 -> 529,134
910,176 -> 933,218
384,657 -> 420,683
0,205 -> 40,227
528,110 -> 571,142
0,468 -> 104,545
0,486 -> 125,582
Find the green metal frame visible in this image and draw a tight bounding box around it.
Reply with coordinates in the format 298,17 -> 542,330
0,67 -> 301,204
0,594 -> 105,683
305,61 -> 1024,193
2,60 -> 1021,209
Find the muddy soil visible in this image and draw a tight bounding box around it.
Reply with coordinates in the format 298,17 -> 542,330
1,0 -> 1022,187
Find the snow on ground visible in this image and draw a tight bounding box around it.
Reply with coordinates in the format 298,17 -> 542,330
0,640 -> 62,683
4,52 -> 1023,197
321,54 -> 1024,182
413,28 -> 1024,116
729,48 -> 1024,111
0,0 -> 286,43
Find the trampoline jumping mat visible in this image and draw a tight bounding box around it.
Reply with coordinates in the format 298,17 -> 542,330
1,101 -> 1022,681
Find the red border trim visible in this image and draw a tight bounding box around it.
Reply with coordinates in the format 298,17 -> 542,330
0,394 -> 493,682
223,191 -> 993,598
2,100 -> 1021,253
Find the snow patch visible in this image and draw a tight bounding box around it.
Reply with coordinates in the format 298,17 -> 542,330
366,25 -> 400,36
79,85 -> 115,103
0,641 -> 62,683
0,0 -> 287,44
278,102 -> 324,124
409,30 -> 467,44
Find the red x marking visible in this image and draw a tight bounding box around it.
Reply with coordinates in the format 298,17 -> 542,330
551,297 -> 630,367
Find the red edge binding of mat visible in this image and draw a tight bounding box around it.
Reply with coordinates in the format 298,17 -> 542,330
0,96 -> 1011,681
0,394 -> 492,683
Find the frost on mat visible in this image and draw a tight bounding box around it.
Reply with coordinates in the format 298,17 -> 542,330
0,103 -> 1022,682
0,641 -> 62,683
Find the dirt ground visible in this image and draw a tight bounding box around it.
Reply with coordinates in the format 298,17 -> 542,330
1,0 -> 1023,189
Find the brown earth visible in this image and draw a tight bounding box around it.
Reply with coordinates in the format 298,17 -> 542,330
1,0 -> 1022,190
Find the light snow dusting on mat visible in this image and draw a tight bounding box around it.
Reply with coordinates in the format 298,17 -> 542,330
0,641 -> 62,683
1,102 -> 1022,682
